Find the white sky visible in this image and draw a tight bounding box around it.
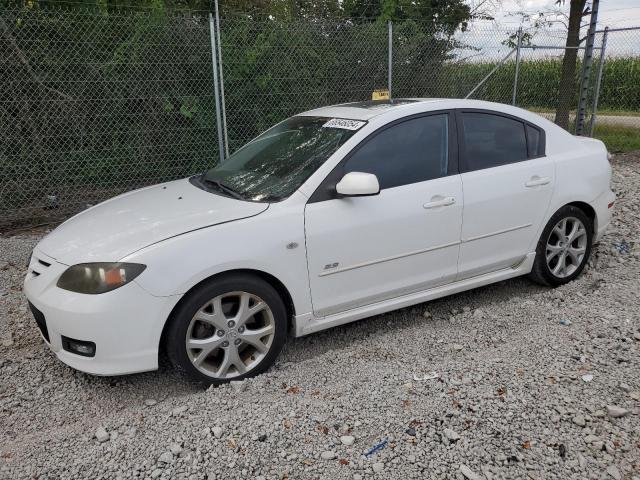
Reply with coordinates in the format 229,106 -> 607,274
460,0 -> 640,59
484,0 -> 640,29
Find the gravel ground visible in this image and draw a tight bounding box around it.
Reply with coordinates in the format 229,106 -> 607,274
1,154 -> 639,480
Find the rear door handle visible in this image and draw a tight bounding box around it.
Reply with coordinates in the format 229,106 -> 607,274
423,196 -> 456,209
525,176 -> 551,188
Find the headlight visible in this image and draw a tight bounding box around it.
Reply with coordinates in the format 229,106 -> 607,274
57,263 -> 146,294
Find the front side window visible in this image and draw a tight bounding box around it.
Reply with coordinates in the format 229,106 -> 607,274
343,114 -> 449,190
461,112 -> 528,171
200,116 -> 360,201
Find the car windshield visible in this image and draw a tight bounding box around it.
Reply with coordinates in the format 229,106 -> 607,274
200,116 -> 362,201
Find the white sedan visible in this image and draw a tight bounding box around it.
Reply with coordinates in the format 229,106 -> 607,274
24,99 -> 615,384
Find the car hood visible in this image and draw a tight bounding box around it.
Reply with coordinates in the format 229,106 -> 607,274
37,178 -> 269,265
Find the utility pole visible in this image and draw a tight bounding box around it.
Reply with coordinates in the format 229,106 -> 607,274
387,20 -> 393,98
589,26 -> 608,136
512,27 -> 523,106
575,0 -> 599,136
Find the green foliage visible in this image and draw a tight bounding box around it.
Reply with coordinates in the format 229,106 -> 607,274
593,124 -> 640,153
0,6 -> 217,221
220,18 -> 390,150
1,0 -> 638,226
345,0 -> 471,31
1,1 -> 476,224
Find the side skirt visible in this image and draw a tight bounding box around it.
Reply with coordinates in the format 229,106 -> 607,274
293,252 -> 536,337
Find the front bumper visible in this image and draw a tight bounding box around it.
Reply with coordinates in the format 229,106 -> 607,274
23,249 -> 181,376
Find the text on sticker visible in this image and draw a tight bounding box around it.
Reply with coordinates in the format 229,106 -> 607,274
323,118 -> 366,130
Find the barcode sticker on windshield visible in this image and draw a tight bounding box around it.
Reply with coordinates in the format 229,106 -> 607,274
322,118 -> 366,130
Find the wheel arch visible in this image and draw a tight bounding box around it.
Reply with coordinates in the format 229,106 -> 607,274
567,201 -> 597,234
159,268 -> 296,355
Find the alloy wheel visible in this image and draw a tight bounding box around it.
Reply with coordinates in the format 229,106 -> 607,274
545,216 -> 588,278
185,291 -> 275,379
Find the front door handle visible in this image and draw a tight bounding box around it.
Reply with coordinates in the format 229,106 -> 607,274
423,196 -> 456,209
525,176 -> 551,188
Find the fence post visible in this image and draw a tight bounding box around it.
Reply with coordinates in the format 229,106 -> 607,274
589,26 -> 608,137
512,27 -> 522,106
214,0 -> 229,158
576,0 -> 600,135
208,12 -> 225,164
388,20 -> 393,98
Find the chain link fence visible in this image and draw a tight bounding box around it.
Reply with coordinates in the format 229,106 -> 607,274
219,15 -> 388,152
1,7 -> 218,227
1,6 -> 639,228
590,27 -> 640,131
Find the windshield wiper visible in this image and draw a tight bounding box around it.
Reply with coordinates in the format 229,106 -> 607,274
200,175 -> 245,201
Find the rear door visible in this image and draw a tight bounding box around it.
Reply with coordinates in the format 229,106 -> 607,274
456,110 -> 554,279
304,112 -> 463,317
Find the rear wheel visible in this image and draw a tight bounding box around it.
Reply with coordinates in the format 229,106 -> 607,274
166,274 -> 287,385
529,205 -> 593,287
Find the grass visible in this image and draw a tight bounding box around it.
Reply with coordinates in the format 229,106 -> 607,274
592,124 -> 640,153
525,108 -> 640,153
528,107 -> 640,118
590,109 -> 640,117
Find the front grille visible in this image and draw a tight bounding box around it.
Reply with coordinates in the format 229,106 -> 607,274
28,301 -> 50,342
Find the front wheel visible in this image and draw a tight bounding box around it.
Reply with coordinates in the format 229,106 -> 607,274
529,205 -> 593,287
165,274 -> 287,385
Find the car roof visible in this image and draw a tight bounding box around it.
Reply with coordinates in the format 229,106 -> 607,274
298,98 -> 449,121
297,98 -> 559,131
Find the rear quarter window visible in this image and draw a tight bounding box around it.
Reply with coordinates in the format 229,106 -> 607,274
526,124 -> 544,157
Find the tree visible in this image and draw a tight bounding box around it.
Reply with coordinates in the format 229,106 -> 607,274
0,0 -> 480,224
344,0 -> 472,32
555,0 -> 589,130
505,0 -> 593,130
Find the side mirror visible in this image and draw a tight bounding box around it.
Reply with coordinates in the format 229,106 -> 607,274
335,172 -> 380,197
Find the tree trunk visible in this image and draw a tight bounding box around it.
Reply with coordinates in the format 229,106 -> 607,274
555,0 -> 586,130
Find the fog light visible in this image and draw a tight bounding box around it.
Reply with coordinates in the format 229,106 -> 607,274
61,336 -> 96,357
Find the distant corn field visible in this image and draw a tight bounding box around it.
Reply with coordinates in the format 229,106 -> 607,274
432,57 -> 640,112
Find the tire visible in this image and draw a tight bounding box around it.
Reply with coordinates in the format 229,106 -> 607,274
529,205 -> 593,287
165,273 -> 287,385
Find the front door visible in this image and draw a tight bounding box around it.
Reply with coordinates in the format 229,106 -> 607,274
304,112 -> 463,317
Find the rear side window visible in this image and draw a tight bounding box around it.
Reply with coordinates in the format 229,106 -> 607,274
461,112 -> 527,171
527,124 -> 543,157
344,114 -> 449,190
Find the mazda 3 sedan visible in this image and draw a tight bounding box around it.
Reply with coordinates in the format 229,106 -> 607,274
24,99 -> 615,384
